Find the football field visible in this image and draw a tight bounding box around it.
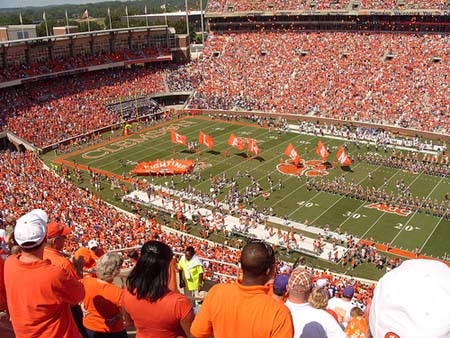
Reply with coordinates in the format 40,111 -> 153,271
52,116 -> 450,261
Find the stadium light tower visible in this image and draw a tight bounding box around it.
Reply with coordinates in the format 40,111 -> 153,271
185,0 -> 190,41
200,0 -> 204,45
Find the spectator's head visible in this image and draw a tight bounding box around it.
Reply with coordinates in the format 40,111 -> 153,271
95,252 -> 123,283
88,239 -> 101,255
369,259 -> 450,338
240,241 -> 275,285
343,285 -> 355,300
273,273 -> 290,296
350,306 -> 364,318
5,214 -> 16,227
14,209 -> 48,252
46,222 -> 71,251
316,278 -> 328,288
126,240 -> 173,302
185,246 -> 195,261
309,287 -> 329,309
287,268 -> 313,302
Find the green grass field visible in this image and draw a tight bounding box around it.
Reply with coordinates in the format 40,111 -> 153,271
50,116 -> 450,262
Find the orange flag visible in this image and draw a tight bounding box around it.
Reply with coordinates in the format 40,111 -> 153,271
199,131 -> 214,150
284,143 -> 300,166
171,130 -> 187,145
248,139 -> 261,156
228,133 -> 245,151
316,141 -> 329,161
336,146 -> 352,166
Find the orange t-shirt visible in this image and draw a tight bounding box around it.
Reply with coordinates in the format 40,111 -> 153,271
191,280 -> 294,338
122,288 -> 192,338
345,316 -> 369,338
4,254 -> 85,338
81,277 -> 124,333
44,246 -> 79,280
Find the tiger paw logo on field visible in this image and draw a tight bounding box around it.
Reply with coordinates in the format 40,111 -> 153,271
277,159 -> 330,177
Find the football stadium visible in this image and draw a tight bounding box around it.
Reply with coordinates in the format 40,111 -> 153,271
0,1 -> 450,337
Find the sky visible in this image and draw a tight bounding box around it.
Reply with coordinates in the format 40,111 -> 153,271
0,0 -> 120,9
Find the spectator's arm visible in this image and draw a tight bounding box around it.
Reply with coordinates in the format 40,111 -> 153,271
53,267 -> 85,305
121,306 -> 134,329
180,308 -> 195,338
190,291 -> 213,338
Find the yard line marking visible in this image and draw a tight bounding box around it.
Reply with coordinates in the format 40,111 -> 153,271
338,167 -> 402,228
419,215 -> 445,253
295,163 -> 381,222
280,147 -> 364,214
359,170 -> 425,240
390,176 -> 444,245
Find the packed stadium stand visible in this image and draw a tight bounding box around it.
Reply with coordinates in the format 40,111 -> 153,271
1,3 -> 450,337
189,31 -> 449,134
206,0 -> 450,12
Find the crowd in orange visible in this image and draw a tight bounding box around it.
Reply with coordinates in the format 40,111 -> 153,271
0,32 -> 447,151
190,31 -> 449,134
0,67 -> 166,148
206,0 -> 449,12
0,151 -> 241,281
0,49 -> 171,83
0,150 -> 379,297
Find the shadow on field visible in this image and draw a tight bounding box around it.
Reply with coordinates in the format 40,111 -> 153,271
341,166 -> 353,172
207,150 -> 221,155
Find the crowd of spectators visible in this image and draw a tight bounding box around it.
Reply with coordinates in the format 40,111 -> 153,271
0,49 -> 171,83
165,64 -> 203,92
0,150 -> 243,281
189,31 -> 449,134
0,31 -> 448,150
206,0 -> 450,12
0,67 -> 167,148
0,149 -> 381,297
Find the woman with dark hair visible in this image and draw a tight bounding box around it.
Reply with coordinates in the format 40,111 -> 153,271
122,241 -> 194,338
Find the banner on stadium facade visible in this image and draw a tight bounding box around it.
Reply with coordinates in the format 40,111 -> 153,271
133,159 -> 195,175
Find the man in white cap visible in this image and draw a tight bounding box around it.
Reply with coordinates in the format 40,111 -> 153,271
3,209 -> 85,338
74,239 -> 103,277
369,259 -> 450,338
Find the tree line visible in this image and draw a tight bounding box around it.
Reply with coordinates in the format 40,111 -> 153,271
0,0 -> 201,38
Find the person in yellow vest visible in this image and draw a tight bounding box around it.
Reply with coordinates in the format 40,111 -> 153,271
178,246 -> 204,304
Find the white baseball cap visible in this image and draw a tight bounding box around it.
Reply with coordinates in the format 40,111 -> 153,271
88,239 -> 99,250
369,259 -> 450,338
15,210 -> 48,249
29,209 -> 48,224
